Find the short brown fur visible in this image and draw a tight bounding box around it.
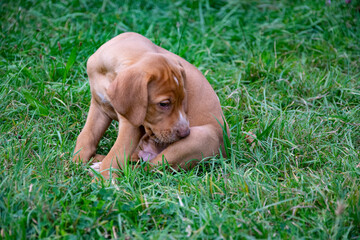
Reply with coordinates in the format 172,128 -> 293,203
73,32 -> 228,179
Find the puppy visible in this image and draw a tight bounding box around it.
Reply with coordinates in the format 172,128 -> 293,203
73,32 -> 228,179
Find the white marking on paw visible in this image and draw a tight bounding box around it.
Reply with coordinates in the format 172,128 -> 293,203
90,162 -> 101,172
88,162 -> 101,177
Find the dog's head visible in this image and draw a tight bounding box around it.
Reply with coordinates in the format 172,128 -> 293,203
107,53 -> 190,144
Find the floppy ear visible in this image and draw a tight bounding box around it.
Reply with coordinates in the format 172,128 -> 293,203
107,69 -> 149,127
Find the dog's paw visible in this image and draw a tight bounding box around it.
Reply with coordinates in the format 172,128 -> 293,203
89,162 -> 101,177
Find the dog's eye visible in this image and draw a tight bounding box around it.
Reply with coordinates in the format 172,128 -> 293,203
158,100 -> 171,109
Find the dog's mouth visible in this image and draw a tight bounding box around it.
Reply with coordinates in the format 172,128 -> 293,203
150,133 -> 174,147
146,127 -> 177,146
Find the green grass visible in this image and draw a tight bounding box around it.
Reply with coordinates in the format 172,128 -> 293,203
1,0 -> 360,239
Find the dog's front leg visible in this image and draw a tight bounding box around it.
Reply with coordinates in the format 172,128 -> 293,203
73,99 -> 112,163
99,115 -> 142,179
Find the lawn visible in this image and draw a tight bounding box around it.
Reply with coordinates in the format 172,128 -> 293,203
1,0 -> 359,239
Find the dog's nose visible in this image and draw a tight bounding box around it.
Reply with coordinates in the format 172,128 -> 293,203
177,127 -> 190,138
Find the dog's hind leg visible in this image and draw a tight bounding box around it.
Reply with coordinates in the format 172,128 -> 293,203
147,125 -> 224,170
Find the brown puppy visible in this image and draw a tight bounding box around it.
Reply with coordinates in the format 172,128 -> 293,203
73,32 -> 228,179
